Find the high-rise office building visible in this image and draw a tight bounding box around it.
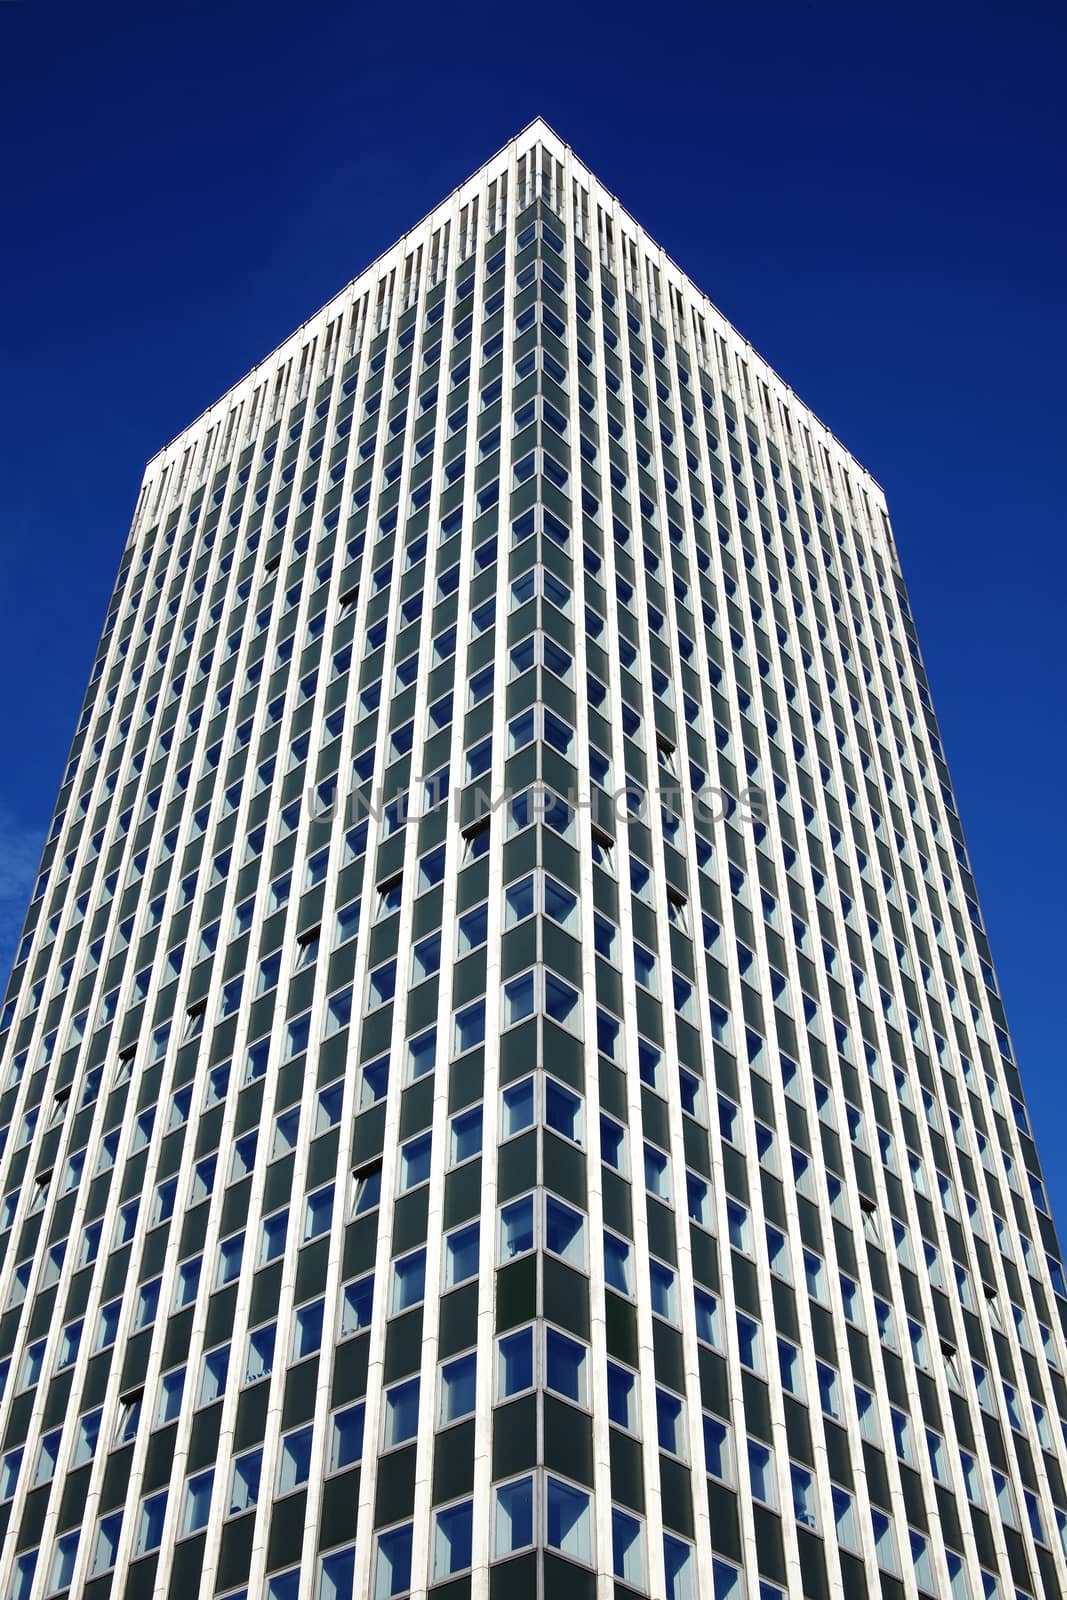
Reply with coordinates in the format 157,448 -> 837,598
0,117 -> 1065,1600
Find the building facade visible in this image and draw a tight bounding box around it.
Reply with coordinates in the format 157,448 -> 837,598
0,118 -> 1065,1600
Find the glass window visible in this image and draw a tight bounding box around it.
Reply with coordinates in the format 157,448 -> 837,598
373,1524 -> 413,1599
678,1066 -> 705,1120
453,1000 -> 485,1054
499,1196 -> 535,1262
0,1452 -> 24,1497
34,1427 -> 62,1485
604,1231 -> 634,1295
244,1321 -> 276,1384
449,1103 -> 482,1163
278,1425 -> 314,1493
494,1475 -> 535,1556
136,1489 -> 168,1555
367,960 -> 396,1009
352,1164 -> 382,1215
360,1055 -> 390,1105
909,1530 -> 935,1593
657,1388 -> 687,1458
503,971 -> 536,1026
175,1255 -> 201,1307
156,1366 -> 185,1424
342,1273 -> 374,1335
391,1249 -> 426,1313
432,1499 -> 474,1579
703,1415 -> 732,1481
594,913 -> 619,962
543,637 -> 573,683
407,1028 -> 437,1081
330,1402 -> 366,1471
260,1208 -> 288,1264
736,1312 -> 764,1373
291,1298 -> 325,1360
116,1392 -> 141,1443
457,903 -> 489,952
612,1507 -> 645,1586
182,1468 -> 214,1534
926,1429 -> 946,1482
713,1559 -> 742,1599
545,1078 -> 583,1144
199,1344 -> 230,1406
383,1377 -> 420,1449
607,1362 -> 638,1431
229,1448 -> 262,1514
726,1198 -> 751,1252
663,1535 -> 697,1600
832,1484 -> 858,1549
871,1509 -> 900,1575
335,897 -> 361,945
440,1352 -> 477,1425
444,1221 -> 480,1287
58,1319 -> 83,1370
816,1361 -> 841,1419
650,1259 -> 678,1321
91,1511 -> 123,1575
544,876 -> 578,932
508,710 -> 536,753
497,1327 -> 534,1399
544,972 -> 581,1031
215,1231 -> 244,1287
546,1477 -> 592,1565
319,1547 -> 356,1600
791,1463 -> 818,1529
304,1184 -> 334,1240
600,1114 -> 627,1173
48,1531 -> 79,1593
694,1287 -> 721,1346
504,874 -> 535,926
634,942 -> 658,991
644,1143 -> 670,1198
501,1076 -> 534,1136
545,1196 -> 585,1267
545,1327 -> 588,1407
134,1277 -> 161,1329
272,1106 -> 301,1158
399,1132 -> 432,1192
748,1440 -> 776,1506
855,1385 -> 880,1445
804,1249 -> 828,1301
412,931 -> 442,979
778,1338 -> 803,1397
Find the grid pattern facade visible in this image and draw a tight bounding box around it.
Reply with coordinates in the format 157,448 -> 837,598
0,118 -> 1065,1600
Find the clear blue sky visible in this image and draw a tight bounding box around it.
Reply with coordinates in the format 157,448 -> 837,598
1,0 -> 1064,1219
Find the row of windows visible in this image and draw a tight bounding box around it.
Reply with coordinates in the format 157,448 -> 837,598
13,1461 -> 998,1600
16,1484 -> 747,1600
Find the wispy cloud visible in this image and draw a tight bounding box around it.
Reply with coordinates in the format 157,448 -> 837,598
0,808 -> 44,987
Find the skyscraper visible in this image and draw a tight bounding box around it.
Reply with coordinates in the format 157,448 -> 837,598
0,115 -> 1065,1600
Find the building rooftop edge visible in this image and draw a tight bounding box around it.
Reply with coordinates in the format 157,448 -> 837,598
143,114 -> 885,496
